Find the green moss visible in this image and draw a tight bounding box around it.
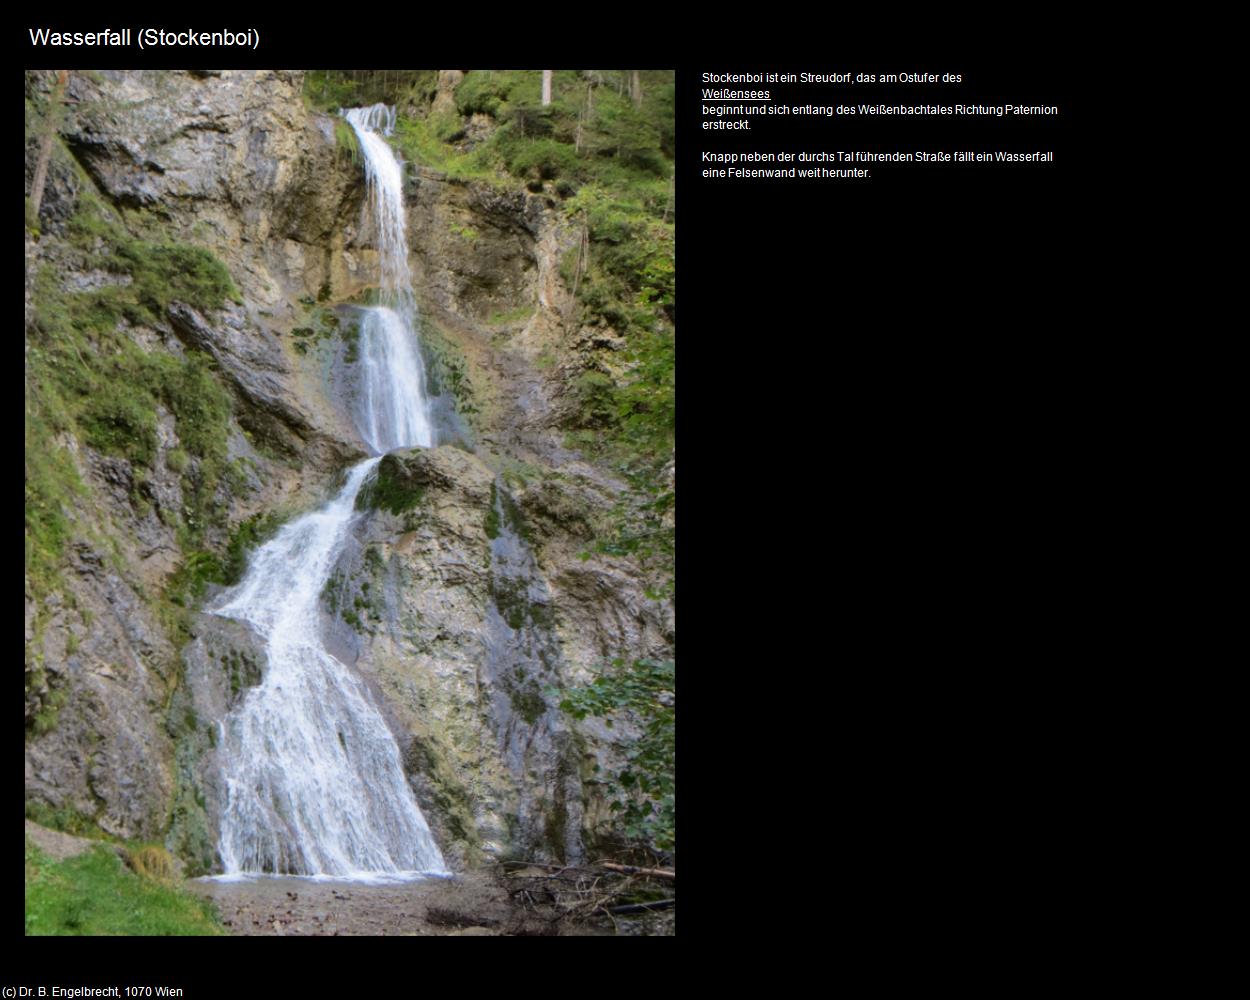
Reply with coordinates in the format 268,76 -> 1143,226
340,319 -> 360,364
490,575 -> 553,634
485,482 -> 501,539
543,791 -> 569,863
64,192 -> 239,323
322,570 -> 343,615
166,550 -> 225,607
507,679 -> 547,725
24,407 -> 86,602
334,118 -> 361,164
499,484 -> 531,541
404,735 -> 477,846
25,839 -> 223,935
419,319 -> 478,420
25,191 -> 240,613
356,454 -> 424,515
221,510 -> 286,585
28,680 -> 69,738
165,684 -> 218,877
455,70 -> 521,117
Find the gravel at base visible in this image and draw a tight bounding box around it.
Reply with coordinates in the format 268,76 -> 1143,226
187,871 -> 611,936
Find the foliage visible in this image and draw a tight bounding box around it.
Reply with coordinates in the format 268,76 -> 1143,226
333,118 -> 361,164
64,192 -> 240,323
350,68 -> 676,540
559,659 -> 674,852
25,839 -> 224,935
390,114 -> 502,185
24,800 -> 102,840
25,185 -> 242,660
303,70 -> 439,114
24,407 -> 86,599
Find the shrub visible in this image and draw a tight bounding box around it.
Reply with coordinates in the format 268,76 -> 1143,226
124,844 -> 175,883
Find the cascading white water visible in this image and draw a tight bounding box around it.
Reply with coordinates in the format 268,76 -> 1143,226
356,305 -> 432,454
344,104 -> 433,453
211,104 -> 445,879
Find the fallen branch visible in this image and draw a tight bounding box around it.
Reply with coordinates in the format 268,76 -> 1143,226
602,863 -> 675,880
606,899 -> 675,915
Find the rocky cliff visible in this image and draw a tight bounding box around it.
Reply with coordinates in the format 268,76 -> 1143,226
25,69 -> 674,870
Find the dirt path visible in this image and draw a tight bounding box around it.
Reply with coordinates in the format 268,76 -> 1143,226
24,820 -> 100,861
187,870 -> 611,936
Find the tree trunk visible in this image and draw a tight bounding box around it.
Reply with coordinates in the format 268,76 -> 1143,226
575,82 -> 593,153
29,70 -> 69,227
542,70 -> 553,107
629,70 -> 643,109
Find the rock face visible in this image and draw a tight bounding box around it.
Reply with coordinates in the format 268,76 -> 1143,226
25,69 -> 673,870
25,540 -> 176,841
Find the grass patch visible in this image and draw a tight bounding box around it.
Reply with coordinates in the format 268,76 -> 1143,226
391,114 -> 505,185
489,304 -> 535,326
24,800 -> 103,840
25,838 -> 223,936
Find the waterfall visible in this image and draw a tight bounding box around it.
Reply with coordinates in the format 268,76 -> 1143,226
344,104 -> 433,453
210,104 -> 446,879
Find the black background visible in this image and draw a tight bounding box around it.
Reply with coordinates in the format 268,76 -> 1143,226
20,15 -> 1088,975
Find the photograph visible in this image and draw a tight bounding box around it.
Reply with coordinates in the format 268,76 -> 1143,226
24,68 -> 676,937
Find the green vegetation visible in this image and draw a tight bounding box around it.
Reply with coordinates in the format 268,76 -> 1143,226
489,304 -> 536,326
490,575 -> 554,634
24,800 -> 104,840
559,659 -> 674,853
356,454 -> 424,514
340,318 -> 361,364
507,676 -> 548,725
25,838 -> 223,935
333,118 -> 361,164
221,510 -> 286,583
26,185 -> 244,724
168,508 -> 287,609
484,482 -> 501,540
303,70 -> 438,114
420,318 -> 478,423
301,75 -> 675,565
289,302 -> 343,357
404,735 -> 477,846
26,190 -> 239,532
485,480 -> 538,551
